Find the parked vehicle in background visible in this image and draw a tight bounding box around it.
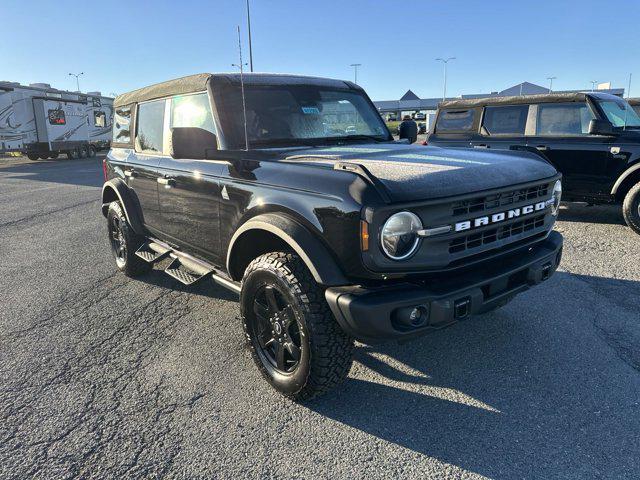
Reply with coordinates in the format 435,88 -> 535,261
0,81 -> 113,160
102,73 -> 563,401
628,98 -> 640,117
413,112 -> 426,120
386,113 -> 397,121
428,92 -> 640,234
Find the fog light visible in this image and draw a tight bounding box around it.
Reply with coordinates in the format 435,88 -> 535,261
393,304 -> 429,329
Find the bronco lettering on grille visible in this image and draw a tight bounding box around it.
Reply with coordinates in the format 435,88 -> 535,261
455,201 -> 548,232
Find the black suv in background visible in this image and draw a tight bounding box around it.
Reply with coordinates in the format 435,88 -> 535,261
628,98 -> 640,117
102,73 -> 563,400
427,92 -> 640,234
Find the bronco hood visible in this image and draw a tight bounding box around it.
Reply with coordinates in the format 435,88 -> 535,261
283,143 -> 558,202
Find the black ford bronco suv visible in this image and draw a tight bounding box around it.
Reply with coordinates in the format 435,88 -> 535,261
428,92 -> 640,234
102,73 -> 563,400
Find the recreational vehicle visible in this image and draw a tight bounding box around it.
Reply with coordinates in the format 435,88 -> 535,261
0,81 -> 113,160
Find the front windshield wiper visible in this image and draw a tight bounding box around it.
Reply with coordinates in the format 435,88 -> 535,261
334,134 -> 390,143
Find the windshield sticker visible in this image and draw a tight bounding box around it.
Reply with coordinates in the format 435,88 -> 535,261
301,106 -> 320,115
389,154 -> 489,165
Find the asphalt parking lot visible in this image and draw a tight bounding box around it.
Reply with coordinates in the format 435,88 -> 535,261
1,155 -> 639,479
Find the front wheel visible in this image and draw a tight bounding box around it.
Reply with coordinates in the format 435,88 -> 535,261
622,182 -> 640,235
106,202 -> 151,277
240,252 -> 354,401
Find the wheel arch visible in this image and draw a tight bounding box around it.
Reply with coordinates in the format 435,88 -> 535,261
612,162 -> 640,201
227,213 -> 349,287
101,179 -> 145,235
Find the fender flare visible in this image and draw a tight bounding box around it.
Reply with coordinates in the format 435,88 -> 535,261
611,162 -> 640,196
101,179 -> 145,235
227,213 -> 349,286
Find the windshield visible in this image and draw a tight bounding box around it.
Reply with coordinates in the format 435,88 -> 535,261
596,98 -> 640,128
212,84 -> 391,149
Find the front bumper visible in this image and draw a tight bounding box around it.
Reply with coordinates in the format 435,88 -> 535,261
326,231 -> 563,343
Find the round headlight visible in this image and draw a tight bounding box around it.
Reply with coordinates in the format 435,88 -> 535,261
551,180 -> 562,216
380,211 -> 422,260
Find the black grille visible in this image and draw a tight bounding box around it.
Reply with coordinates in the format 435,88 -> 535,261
449,214 -> 545,254
452,183 -> 550,216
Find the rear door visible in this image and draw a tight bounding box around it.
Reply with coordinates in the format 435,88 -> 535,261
473,104 -> 528,151
127,99 -> 165,230
525,102 -> 613,196
157,92 -> 224,263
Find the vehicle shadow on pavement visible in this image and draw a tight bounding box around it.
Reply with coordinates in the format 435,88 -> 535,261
558,202 -> 625,225
0,157 -> 105,188
307,271 -> 640,479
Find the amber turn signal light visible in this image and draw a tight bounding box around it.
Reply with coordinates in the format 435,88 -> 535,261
360,220 -> 370,251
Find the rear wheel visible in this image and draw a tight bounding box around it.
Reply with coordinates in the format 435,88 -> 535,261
66,148 -> 79,160
48,152 -> 59,159
240,252 -> 354,401
88,145 -> 96,157
622,181 -> 640,235
27,153 -> 39,161
107,201 -> 151,277
79,144 -> 89,158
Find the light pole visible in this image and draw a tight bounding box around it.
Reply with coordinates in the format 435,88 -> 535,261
590,80 -> 598,92
246,0 -> 254,72
350,64 -> 362,84
435,57 -> 455,101
68,72 -> 84,92
547,76 -> 556,93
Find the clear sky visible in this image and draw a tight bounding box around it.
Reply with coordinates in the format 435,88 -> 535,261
2,0 -> 639,101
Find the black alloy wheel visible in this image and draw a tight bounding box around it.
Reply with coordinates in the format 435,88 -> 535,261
248,284 -> 303,374
109,213 -> 127,269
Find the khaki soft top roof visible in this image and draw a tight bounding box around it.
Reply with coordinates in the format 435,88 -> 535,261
113,72 -> 356,108
438,91 -> 623,109
114,73 -> 211,107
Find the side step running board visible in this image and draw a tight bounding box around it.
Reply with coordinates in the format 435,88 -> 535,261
135,242 -> 171,263
165,255 -> 211,286
136,239 -> 241,293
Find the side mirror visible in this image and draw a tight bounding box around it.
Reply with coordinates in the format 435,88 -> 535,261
169,127 -> 218,159
588,119 -> 614,136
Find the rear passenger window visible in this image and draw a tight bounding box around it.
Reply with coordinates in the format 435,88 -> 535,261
436,109 -> 474,132
482,105 -> 528,135
112,106 -> 132,144
537,102 -> 594,136
170,93 -> 215,133
135,100 -> 165,153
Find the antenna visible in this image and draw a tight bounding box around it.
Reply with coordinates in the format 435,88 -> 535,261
623,73 -> 632,131
232,25 -> 249,150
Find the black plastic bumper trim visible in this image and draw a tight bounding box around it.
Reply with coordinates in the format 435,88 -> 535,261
326,231 -> 563,343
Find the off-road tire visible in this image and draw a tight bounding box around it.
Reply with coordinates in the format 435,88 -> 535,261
106,201 -> 151,277
622,181 -> 640,235
240,252 -> 354,401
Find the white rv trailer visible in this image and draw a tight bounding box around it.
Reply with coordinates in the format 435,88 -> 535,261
0,81 -> 113,159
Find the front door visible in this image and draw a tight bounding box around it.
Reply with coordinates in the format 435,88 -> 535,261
525,102 -> 612,197
156,92 -> 224,264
